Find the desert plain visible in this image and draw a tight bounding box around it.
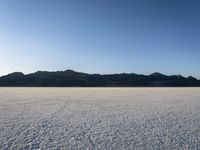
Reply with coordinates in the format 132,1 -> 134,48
0,87 -> 200,149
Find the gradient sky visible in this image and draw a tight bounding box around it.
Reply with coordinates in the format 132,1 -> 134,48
0,0 -> 200,78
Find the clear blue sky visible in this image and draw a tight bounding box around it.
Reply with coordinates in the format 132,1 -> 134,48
0,0 -> 200,78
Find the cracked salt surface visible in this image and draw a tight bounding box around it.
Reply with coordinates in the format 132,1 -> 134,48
0,87 -> 200,149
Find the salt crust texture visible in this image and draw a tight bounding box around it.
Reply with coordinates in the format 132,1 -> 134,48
0,88 -> 200,149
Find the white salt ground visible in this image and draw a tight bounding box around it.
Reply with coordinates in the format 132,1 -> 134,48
0,87 -> 200,149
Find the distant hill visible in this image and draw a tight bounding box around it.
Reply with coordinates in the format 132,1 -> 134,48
0,70 -> 199,87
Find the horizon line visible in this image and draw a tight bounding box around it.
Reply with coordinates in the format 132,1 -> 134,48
1,69 -> 199,80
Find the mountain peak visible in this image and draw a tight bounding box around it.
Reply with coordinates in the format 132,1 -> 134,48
188,76 -> 197,80
64,69 -> 76,73
7,72 -> 25,76
150,72 -> 166,76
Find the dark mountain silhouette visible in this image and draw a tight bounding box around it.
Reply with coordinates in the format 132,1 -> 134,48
0,70 -> 199,87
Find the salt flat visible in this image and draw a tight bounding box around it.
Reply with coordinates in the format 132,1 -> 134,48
0,88 -> 200,149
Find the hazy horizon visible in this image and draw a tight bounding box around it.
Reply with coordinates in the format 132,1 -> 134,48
1,0 -> 200,78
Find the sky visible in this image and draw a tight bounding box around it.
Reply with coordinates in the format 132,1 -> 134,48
0,0 -> 200,78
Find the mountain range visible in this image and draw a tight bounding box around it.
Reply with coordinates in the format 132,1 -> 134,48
0,69 -> 199,87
